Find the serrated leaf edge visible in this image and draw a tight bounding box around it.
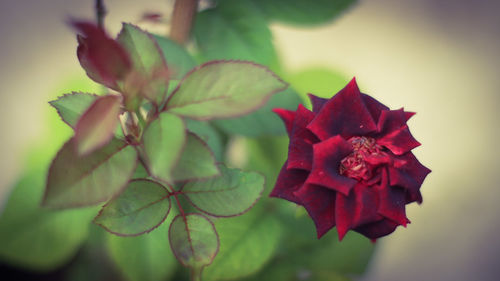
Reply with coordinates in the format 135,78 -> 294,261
171,132 -> 221,185
48,92 -> 99,129
168,213 -> 220,272
162,60 -> 288,120
182,167 -> 265,218
94,178 -> 172,237
41,138 -> 138,209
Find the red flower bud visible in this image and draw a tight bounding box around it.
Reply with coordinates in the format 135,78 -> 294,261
72,21 -> 132,90
271,78 -> 431,240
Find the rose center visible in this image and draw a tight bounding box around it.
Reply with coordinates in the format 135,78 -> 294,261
339,136 -> 382,181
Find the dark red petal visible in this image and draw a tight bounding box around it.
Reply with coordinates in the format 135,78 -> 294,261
335,183 -> 381,240
308,93 -> 328,113
305,136 -> 356,195
293,184 -> 336,238
388,152 -> 431,204
354,218 -> 400,240
269,162 -> 308,204
72,21 -> 131,89
376,109 -> 421,155
286,105 -> 319,171
364,152 -> 392,166
361,93 -> 389,122
405,111 -> 416,121
376,169 -> 409,226
307,78 -> 377,140
377,125 -> 421,155
377,108 -> 407,135
273,108 -> 295,136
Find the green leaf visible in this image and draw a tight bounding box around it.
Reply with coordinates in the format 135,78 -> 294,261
107,212 -> 178,281
214,87 -> 302,136
74,94 -> 122,155
142,112 -> 186,183
194,0 -> 276,66
185,119 -> 224,161
153,34 -> 197,79
49,92 -> 98,128
183,164 -> 264,217
165,61 -> 287,120
43,138 -> 137,208
169,214 -> 219,272
202,206 -> 283,281
117,23 -> 169,104
132,161 -> 150,179
0,164 -> 98,271
94,179 -> 171,236
171,132 -> 219,182
252,0 -> 357,26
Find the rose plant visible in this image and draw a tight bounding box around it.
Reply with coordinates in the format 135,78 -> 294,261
272,78 -> 431,240
44,20 -> 287,280
0,1 -> 433,281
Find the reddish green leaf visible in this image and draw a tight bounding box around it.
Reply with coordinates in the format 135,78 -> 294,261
168,214 -> 219,273
94,179 -> 171,236
185,119 -> 224,161
117,23 -> 169,104
43,138 -> 137,208
164,61 -> 287,120
171,133 -> 219,182
72,21 -> 131,89
74,94 -> 122,155
183,164 -> 264,217
49,92 -> 98,128
142,112 -> 186,183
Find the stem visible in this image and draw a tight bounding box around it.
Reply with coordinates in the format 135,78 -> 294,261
173,193 -> 186,217
190,267 -> 203,281
95,0 -> 107,29
170,0 -> 198,44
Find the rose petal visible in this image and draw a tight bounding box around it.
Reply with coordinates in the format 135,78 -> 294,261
287,105 -> 319,171
308,93 -> 328,113
273,108 -> 295,136
405,111 -> 416,121
377,108 -> 407,135
72,21 -> 131,89
269,162 -> 308,204
388,152 -> 431,203
306,135 -> 356,195
377,125 -> 421,155
294,184 -> 336,238
335,183 -> 381,240
376,169 -> 409,226
361,93 -> 389,122
354,218 -> 400,240
376,109 -> 421,155
364,152 -> 393,166
307,78 -> 377,140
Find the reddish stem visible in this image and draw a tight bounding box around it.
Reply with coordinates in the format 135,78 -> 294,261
172,191 -> 186,218
170,0 -> 198,44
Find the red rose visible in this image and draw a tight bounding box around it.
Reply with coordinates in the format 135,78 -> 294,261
271,78 -> 431,240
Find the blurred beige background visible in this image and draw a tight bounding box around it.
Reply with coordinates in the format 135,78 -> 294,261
1,0 -> 499,280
